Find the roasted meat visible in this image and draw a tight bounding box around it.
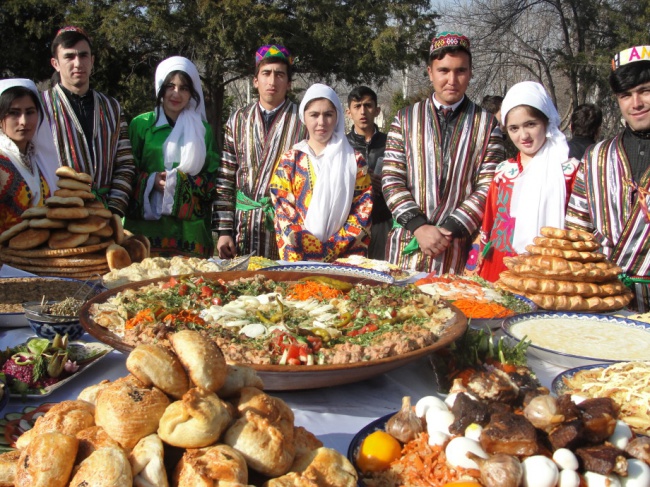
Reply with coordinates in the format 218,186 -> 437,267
449,393 -> 490,435
467,368 -> 519,404
480,411 -> 539,456
577,398 -> 619,444
576,445 -> 628,476
625,436 -> 650,464
548,419 -> 584,451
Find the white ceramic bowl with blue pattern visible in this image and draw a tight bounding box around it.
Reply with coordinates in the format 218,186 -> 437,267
23,301 -> 85,341
502,312 -> 650,369
262,263 -> 394,283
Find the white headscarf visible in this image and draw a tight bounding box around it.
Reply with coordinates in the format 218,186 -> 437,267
298,84 -> 357,242
500,81 -> 569,254
0,78 -> 58,204
154,56 -> 206,176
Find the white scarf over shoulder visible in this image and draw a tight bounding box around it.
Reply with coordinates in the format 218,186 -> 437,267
501,81 -> 569,254
298,84 -> 357,242
0,78 -> 59,204
154,56 -> 206,176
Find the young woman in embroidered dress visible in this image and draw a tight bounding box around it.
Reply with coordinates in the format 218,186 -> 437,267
269,83 -> 372,262
0,79 -> 59,234
124,57 -> 219,257
478,81 -> 580,281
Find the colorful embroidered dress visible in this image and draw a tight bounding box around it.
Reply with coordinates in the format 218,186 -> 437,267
270,149 -> 372,262
479,154 -> 580,281
383,96 -> 503,273
41,85 -> 135,216
124,112 -> 219,258
213,101 -> 306,258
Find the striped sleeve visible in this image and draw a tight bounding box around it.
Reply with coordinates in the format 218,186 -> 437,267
565,157 -> 595,232
107,108 -> 135,217
212,112 -> 238,233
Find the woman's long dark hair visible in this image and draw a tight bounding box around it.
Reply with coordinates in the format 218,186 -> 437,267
155,70 -> 201,123
0,86 -> 44,128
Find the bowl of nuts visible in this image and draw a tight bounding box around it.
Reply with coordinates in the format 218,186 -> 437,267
23,297 -> 86,341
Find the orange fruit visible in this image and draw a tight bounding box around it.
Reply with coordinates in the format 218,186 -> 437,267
356,430 -> 402,473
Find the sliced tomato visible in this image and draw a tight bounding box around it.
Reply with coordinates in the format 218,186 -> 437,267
178,284 -> 189,296
347,329 -> 361,337
200,285 -> 214,298
287,358 -> 302,366
211,297 -> 223,306
168,276 -> 179,286
306,336 -> 322,352
360,323 -> 378,334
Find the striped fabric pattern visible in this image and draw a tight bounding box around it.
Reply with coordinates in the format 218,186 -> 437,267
213,101 -> 306,258
41,85 -> 135,216
566,137 -> 650,276
270,149 -> 372,262
382,96 -> 503,273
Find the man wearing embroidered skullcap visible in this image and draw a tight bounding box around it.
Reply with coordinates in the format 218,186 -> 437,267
382,31 -> 504,273
213,44 -> 306,259
566,45 -> 650,311
41,26 -> 135,216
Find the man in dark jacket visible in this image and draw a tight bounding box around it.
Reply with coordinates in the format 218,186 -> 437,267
567,103 -> 602,160
346,86 -> 390,260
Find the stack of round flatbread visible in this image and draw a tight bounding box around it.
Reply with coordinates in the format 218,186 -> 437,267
0,167 -> 150,279
496,227 -> 633,312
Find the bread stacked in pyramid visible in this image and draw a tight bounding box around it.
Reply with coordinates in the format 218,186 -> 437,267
0,167 -> 149,279
496,227 -> 633,311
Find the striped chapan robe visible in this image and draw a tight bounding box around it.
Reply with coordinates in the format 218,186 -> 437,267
566,135 -> 650,309
213,101 -> 306,259
41,85 -> 135,216
382,96 -> 504,274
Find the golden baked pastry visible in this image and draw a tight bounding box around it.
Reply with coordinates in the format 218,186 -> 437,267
77,380 -> 113,405
53,188 -> 95,200
45,195 -> 85,208
0,220 -> 29,244
56,166 -> 93,184
0,450 -> 20,487
106,243 -> 132,271
503,256 -> 621,283
15,400 -> 95,450
91,224 -> 114,238
522,290 -> 633,311
293,427 -> 324,460
15,432 -> 78,487
264,447 -> 358,487
46,206 -> 90,220
68,215 -> 109,234
533,236 -> 601,251
122,237 -> 148,263
129,434 -> 169,487
9,228 -> 50,250
237,387 -> 294,425
170,330 -> 228,392
75,426 -> 121,464
20,206 -> 49,219
86,207 -> 113,218
158,388 -> 232,448
48,229 -> 90,249
217,365 -> 264,398
110,214 -> 125,245
126,344 -> 189,399
224,410 -> 295,477
29,218 -> 67,229
95,376 -> 170,449
131,234 -> 151,258
57,177 -> 92,191
525,244 -> 606,262
68,446 -> 133,486
172,444 -> 249,486
498,271 -> 628,297
540,226 -> 595,242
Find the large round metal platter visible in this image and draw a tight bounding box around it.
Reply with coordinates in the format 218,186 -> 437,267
502,312 -> 650,368
79,270 -> 467,391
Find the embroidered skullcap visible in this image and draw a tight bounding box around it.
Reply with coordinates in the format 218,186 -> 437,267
430,31 -> 470,56
612,45 -> 650,71
54,26 -> 92,44
255,44 -> 294,66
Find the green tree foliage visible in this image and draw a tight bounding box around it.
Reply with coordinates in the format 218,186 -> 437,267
1,0 -> 438,147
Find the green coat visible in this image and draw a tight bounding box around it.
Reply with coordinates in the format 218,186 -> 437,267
124,111 -> 220,257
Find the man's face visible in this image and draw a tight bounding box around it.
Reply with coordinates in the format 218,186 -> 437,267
51,40 -> 94,94
253,61 -> 290,110
427,51 -> 472,106
616,81 -> 650,132
347,95 -> 380,133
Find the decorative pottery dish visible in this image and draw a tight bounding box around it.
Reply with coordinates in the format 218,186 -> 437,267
262,263 -> 394,284
502,312 -> 650,368
0,403 -> 54,452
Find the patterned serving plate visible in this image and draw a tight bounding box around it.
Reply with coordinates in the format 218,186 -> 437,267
502,312 -> 650,368
262,263 -> 394,284
0,403 -> 54,452
550,363 -> 615,396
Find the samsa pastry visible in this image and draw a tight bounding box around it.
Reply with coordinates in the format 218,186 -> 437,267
75,425 -> 121,464
68,446 -> 133,487
158,388 -> 232,448
264,447 -> 357,487
293,426 -> 324,460
77,379 -> 112,405
129,434 -> 169,487
127,344 -> 190,399
217,364 -> 264,398
15,399 -> 95,449
95,376 -> 170,449
173,444 -> 249,487
0,450 -> 20,487
237,387 -> 294,425
224,410 -> 295,477
15,432 -> 78,487
170,330 -> 228,392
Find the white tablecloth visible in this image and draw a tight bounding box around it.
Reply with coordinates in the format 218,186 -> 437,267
0,327 -> 564,456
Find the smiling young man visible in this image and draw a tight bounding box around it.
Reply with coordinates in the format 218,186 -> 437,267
566,45 -> 650,311
382,32 -> 504,273
213,44 -> 306,259
41,26 -> 134,217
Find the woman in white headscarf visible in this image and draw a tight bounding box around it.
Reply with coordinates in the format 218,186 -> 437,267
124,56 -> 219,257
0,78 -> 58,234
478,81 -> 580,281
269,83 -> 372,261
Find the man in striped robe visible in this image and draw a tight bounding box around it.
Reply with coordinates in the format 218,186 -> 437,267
382,32 -> 504,274
41,26 -> 135,217
213,45 -> 306,259
566,45 -> 650,311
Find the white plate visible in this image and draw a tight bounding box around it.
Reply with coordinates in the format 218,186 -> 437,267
262,263 -> 394,283
502,312 -> 650,368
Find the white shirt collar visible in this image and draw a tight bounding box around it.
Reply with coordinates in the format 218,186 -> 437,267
432,95 -> 464,113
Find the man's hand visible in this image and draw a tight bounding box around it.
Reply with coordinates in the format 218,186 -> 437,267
413,225 -> 453,257
217,235 -> 237,259
154,171 -> 167,193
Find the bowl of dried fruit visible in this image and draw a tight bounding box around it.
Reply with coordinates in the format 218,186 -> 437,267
23,298 -> 86,341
